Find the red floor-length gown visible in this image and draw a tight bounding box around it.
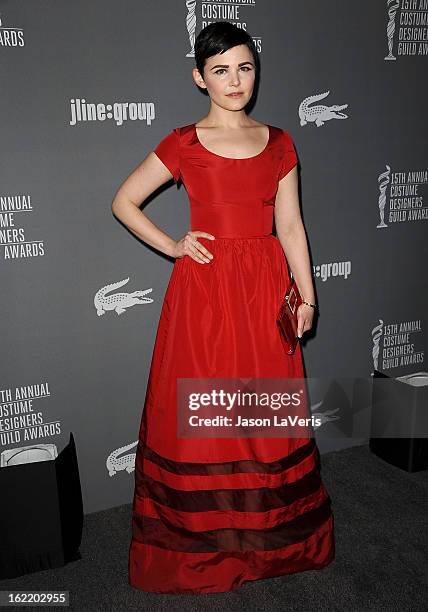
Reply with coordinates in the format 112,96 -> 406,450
128,123 -> 335,594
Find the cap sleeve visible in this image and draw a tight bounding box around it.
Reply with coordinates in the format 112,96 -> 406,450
278,130 -> 298,181
153,128 -> 180,183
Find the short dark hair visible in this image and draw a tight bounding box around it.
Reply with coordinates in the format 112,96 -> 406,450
195,21 -> 260,80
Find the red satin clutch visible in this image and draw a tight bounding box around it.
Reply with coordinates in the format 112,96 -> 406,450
276,278 -> 302,355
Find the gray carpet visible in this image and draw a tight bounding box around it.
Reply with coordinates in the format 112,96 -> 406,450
1,444 -> 427,611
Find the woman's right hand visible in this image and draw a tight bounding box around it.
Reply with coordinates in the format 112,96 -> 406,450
171,231 -> 215,264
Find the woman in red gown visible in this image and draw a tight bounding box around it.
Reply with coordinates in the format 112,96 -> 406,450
112,21 -> 335,594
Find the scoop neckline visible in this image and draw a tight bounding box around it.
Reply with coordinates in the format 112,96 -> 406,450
193,122 -> 271,160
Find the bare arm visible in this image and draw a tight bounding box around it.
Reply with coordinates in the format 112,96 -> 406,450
274,167 -> 315,304
111,152 -> 179,257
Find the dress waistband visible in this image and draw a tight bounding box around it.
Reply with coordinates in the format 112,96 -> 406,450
220,234 -> 273,239
196,233 -> 274,240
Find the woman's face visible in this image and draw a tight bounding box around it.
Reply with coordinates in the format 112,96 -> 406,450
193,44 -> 256,110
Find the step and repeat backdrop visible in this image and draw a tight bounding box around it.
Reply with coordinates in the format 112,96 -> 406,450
1,1 -> 426,513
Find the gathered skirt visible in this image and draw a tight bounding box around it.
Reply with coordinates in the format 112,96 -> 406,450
128,235 -> 335,594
